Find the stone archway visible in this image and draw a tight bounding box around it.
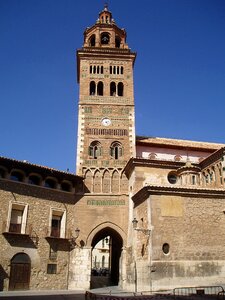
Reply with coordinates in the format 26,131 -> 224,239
88,223 -> 125,289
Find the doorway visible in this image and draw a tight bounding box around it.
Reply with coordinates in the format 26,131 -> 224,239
9,253 -> 31,291
90,227 -> 123,289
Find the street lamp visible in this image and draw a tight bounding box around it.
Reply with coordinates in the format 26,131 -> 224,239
132,218 -> 151,235
69,227 -> 80,249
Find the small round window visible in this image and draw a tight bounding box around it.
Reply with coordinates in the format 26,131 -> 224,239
162,243 -> 170,255
167,172 -> 177,184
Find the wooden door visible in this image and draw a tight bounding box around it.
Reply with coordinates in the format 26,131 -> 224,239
9,253 -> 31,290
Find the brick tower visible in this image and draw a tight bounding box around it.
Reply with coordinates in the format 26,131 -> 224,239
76,5 -> 136,194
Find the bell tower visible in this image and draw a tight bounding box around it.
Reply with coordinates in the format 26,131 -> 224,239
76,5 -> 136,193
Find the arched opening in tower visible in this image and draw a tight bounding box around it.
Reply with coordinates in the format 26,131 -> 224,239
90,227 -> 123,289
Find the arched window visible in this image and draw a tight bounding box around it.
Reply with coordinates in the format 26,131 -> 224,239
0,167 -> 6,178
110,82 -> 116,96
110,66 -> 112,74
117,66 -> 120,74
110,142 -> 123,159
118,82 -> 124,96
113,66 -> 116,74
45,178 -> 57,189
97,66 -> 99,74
121,66 -> 124,74
90,66 -> 92,74
89,35 -> 96,47
61,181 -> 72,192
101,66 -> 104,74
115,36 -> 121,48
97,81 -> 103,96
93,66 -> 96,74
28,174 -> 41,185
90,81 -> 96,95
101,32 -> 110,45
10,170 -> 24,182
89,141 -> 102,159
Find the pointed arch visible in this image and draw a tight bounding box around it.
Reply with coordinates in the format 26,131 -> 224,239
120,172 -> 128,193
111,170 -> 119,193
84,169 -> 93,193
93,170 -> 101,193
102,170 -> 110,193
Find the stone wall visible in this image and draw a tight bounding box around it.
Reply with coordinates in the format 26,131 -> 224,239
131,193 -> 225,292
0,181 -> 76,291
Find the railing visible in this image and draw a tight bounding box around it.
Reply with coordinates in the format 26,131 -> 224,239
85,291 -> 175,300
85,286 -> 225,300
9,223 -> 22,233
50,227 -> 60,238
173,286 -> 224,298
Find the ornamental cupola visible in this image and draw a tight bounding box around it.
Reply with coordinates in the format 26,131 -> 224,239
177,158 -> 201,186
83,4 -> 129,49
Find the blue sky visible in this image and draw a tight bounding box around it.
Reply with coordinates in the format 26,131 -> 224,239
0,0 -> 225,173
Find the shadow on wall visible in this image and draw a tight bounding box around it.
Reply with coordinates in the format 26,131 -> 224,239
0,264 -> 8,291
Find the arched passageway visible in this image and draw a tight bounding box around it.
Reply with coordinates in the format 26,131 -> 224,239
9,253 -> 31,291
91,227 -> 123,289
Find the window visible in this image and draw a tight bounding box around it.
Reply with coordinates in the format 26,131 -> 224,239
45,178 -> 57,189
28,174 -> 41,185
0,167 -> 6,178
8,203 -> 28,234
47,264 -> 57,274
115,36 -> 121,48
61,181 -> 72,192
110,82 -> 116,96
101,32 -> 110,45
89,141 -> 102,159
167,172 -> 177,184
90,81 -> 96,95
97,81 -> 103,96
50,210 -> 66,238
89,35 -> 96,47
10,170 -> 24,182
118,82 -> 124,96
162,243 -> 170,255
110,142 -> 123,159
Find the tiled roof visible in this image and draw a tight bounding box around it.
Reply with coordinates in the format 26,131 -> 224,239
136,135 -> 225,150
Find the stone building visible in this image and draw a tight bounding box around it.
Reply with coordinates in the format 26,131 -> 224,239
1,4 -> 225,293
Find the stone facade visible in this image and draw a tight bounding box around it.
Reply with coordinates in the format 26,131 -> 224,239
125,141 -> 225,292
1,4 -> 225,294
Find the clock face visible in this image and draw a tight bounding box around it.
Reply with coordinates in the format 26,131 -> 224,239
101,118 -> 111,126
